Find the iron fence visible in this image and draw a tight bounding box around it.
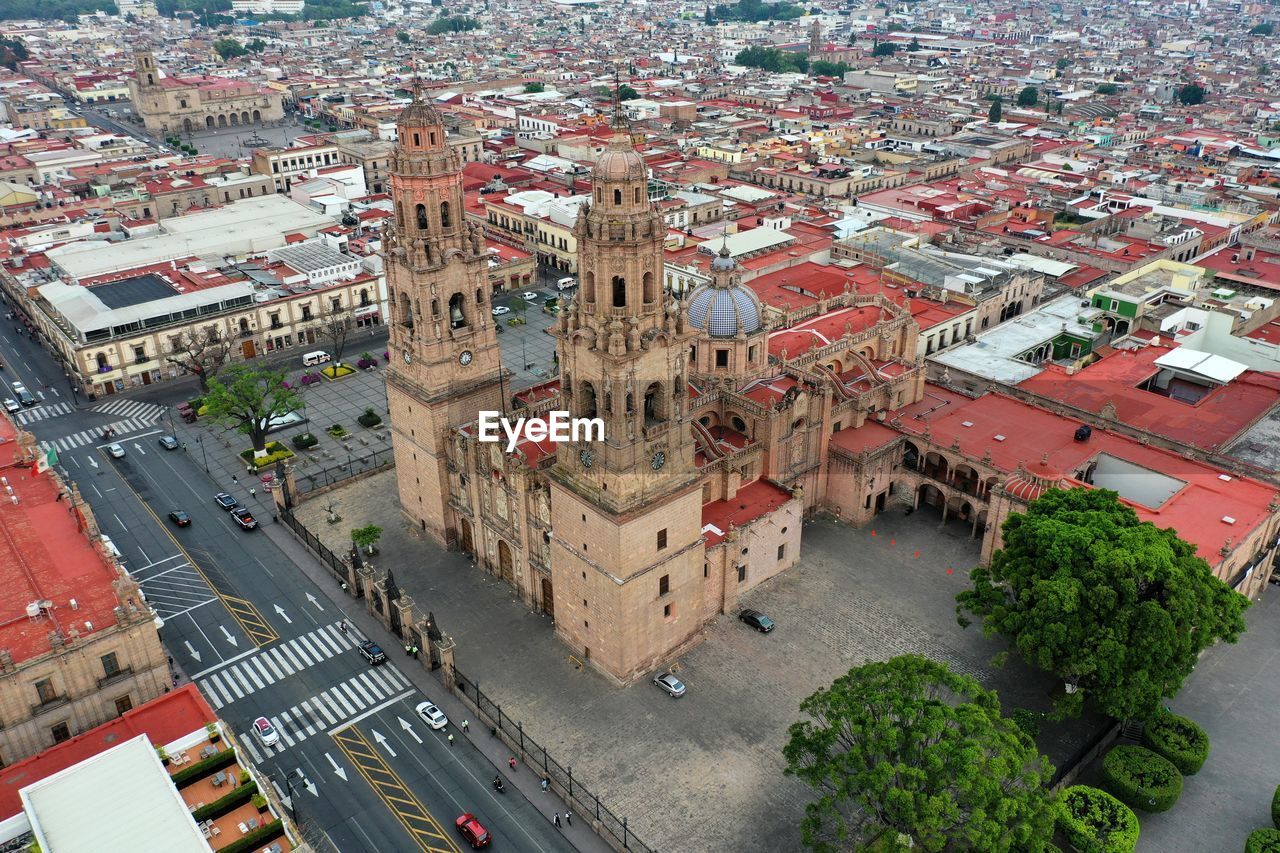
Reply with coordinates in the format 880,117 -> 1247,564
290,444 -> 394,494
278,508 -> 360,596
452,668 -> 655,853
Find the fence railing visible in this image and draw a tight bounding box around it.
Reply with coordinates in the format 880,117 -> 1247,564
291,445 -> 395,494
278,508 -> 360,595
451,668 -> 655,853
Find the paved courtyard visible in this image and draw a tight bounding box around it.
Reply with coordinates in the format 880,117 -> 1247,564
294,472 -> 1093,852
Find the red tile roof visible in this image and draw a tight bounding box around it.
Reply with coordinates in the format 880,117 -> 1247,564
701,479 -> 794,546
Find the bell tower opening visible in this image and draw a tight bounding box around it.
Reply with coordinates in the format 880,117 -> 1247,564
612,276 -> 626,308
416,204 -> 428,232
580,382 -> 598,418
448,293 -> 467,329
440,201 -> 451,228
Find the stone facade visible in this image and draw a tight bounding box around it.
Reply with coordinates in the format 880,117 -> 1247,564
128,51 -> 284,135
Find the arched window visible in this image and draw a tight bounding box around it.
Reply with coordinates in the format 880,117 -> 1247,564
416,204 -> 428,231
413,132 -> 421,147
613,188 -> 622,205
440,201 -> 451,228
612,275 -> 626,308
146,73 -> 154,86
448,293 -> 467,330
430,298 -> 439,316
595,187 -> 602,203
580,382 -> 598,419
634,186 -> 642,203
398,292 -> 413,328
644,382 -> 665,424
475,288 -> 484,304
583,272 -> 596,304
642,271 -> 655,303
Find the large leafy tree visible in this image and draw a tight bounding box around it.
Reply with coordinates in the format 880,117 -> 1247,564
1016,85 -> 1039,107
988,95 -> 1003,123
957,488 -> 1248,722
783,655 -> 1055,853
202,365 -> 302,453
314,302 -> 354,366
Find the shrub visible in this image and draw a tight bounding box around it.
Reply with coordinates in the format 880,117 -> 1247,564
1141,711 -> 1209,775
1056,786 -> 1139,853
1247,829 -> 1280,853
171,747 -> 238,787
192,780 -> 257,822
1273,784 -> 1280,829
216,819 -> 284,853
327,424 -> 349,439
252,792 -> 268,810
1101,745 -> 1183,812
357,407 -> 382,428
1011,708 -> 1045,740
291,432 -> 319,450
239,442 -> 294,469
357,357 -> 378,369
300,372 -> 322,385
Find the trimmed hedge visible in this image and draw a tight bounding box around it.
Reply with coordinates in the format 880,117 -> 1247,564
1056,786 -> 1140,853
1141,711 -> 1209,775
192,780 -> 258,822
1246,828 -> 1280,853
1101,745 -> 1183,812
357,408 -> 382,428
291,432 -> 319,450
1273,784 -> 1280,830
239,442 -> 295,469
216,819 -> 284,853
172,747 -> 238,787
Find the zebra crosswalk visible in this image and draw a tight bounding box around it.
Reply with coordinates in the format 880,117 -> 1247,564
92,399 -> 167,422
37,417 -> 155,453
199,622 -> 365,711
13,401 -> 73,425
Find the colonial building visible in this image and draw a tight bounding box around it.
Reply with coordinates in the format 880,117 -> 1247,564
127,51 -> 284,135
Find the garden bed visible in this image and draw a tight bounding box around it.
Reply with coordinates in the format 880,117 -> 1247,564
321,363 -> 358,381
240,442 -> 295,470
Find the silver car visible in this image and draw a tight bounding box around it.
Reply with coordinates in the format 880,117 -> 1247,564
107,443 -> 126,459
652,671 -> 686,698
415,701 -> 449,730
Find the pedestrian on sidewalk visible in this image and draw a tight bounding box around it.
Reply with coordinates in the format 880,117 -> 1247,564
404,644 -> 412,656
553,813 -> 561,828
461,719 -> 469,733
447,733 -> 455,747
540,776 -> 549,792
564,811 -> 572,827
508,757 -> 517,771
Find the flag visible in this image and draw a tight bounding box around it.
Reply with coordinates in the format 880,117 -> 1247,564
34,446 -> 57,474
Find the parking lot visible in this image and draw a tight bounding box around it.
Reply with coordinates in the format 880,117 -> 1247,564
296,476 -> 1084,852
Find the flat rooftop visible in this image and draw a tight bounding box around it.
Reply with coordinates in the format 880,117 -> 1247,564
92,273 -> 176,310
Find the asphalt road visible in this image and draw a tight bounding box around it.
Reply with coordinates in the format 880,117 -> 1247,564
0,315 -> 576,853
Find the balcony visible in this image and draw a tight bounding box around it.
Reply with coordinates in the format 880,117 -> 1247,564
98,666 -> 133,688
31,694 -> 69,716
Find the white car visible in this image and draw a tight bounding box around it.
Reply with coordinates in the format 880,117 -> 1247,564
415,701 -> 449,730
491,306 -> 510,316
107,443 -> 126,459
2,398 -> 18,413
521,291 -> 539,301
252,716 -> 279,748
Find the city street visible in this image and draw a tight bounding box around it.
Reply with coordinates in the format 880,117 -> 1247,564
0,318 -> 588,853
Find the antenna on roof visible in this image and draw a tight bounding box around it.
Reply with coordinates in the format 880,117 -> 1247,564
611,65 -> 629,132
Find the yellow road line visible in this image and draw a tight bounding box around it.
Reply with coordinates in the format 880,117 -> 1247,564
331,726 -> 461,853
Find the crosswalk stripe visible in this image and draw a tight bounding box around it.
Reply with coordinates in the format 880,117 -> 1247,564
249,657 -> 275,686
279,643 -> 307,670
241,662 -> 265,690
312,693 -> 339,725
207,674 -> 235,706
202,682 -> 224,710
221,672 -> 245,700
262,652 -> 286,680
241,738 -> 263,765
267,647 -> 293,676
288,639 -> 315,667
338,683 -> 364,712
350,673 -> 379,705
385,666 -> 409,690
316,626 -> 347,654
328,686 -> 356,717
295,704 -> 317,737
366,667 -> 399,696
275,715 -> 297,748
298,635 -> 328,662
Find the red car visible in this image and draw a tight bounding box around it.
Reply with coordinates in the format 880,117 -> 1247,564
455,813 -> 491,848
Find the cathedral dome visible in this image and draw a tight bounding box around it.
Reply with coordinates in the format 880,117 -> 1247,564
687,270 -> 762,338
398,98 -> 443,129
593,131 -> 647,183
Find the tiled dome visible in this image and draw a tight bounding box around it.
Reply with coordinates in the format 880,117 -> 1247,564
687,284 -> 761,337
593,131 -> 646,183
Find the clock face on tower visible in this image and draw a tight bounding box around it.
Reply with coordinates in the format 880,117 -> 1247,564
402,350 -> 412,364
651,451 -> 666,471
579,449 -> 594,469
459,350 -> 473,366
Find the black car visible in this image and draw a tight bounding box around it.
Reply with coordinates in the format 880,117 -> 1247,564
358,640 -> 387,665
168,510 -> 192,527
738,608 -> 775,633
158,435 -> 180,450
230,507 -> 257,530
214,492 -> 238,510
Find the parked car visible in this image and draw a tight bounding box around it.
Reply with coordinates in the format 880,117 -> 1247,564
491,306 -> 510,316
738,608 -> 775,633
652,671 -> 686,698
158,435 -> 180,450
168,510 -> 192,528
521,291 -> 538,300
455,813 -> 491,848
107,443 -> 126,459
252,716 -> 279,748
358,640 -> 387,665
214,492 -> 238,510
415,701 -> 448,730
230,507 -> 257,530
2,398 -> 19,413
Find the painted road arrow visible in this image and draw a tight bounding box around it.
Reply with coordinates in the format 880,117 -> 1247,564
273,604 -> 292,624
219,625 -> 239,647
398,716 -> 422,744
325,752 -> 348,781
371,729 -> 397,758
305,592 -> 323,611
183,640 -> 202,663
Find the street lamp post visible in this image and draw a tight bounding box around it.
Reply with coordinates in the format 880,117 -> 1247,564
64,373 -> 79,404
284,769 -> 301,823
196,434 -> 208,472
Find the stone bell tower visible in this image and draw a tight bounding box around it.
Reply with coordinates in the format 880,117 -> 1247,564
385,86 -> 508,546
547,109 -> 705,683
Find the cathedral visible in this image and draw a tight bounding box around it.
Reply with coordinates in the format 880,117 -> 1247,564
128,51 -> 284,134
385,93 -> 936,683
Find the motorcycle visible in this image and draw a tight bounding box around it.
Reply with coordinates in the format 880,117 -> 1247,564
492,777 -> 505,794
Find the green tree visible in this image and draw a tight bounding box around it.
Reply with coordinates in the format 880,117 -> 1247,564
201,365 -> 302,453
0,37 -> 29,71
1056,56 -> 1071,70
809,60 -> 849,77
426,15 -> 478,34
908,36 -> 920,52
872,41 -> 897,57
165,330 -> 233,393
1249,21 -> 1273,35
351,524 -> 382,555
618,83 -> 639,101
523,81 -> 545,93
213,38 -> 246,60
395,29 -> 410,43
1096,83 -> 1119,95
245,38 -> 267,52
957,488 -> 1248,722
1177,83 -> 1206,105
784,655 -> 1056,852
988,95 -> 1002,123
734,46 -> 808,73
1016,85 -> 1039,107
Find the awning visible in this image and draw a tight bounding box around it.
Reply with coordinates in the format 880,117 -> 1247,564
353,305 -> 381,317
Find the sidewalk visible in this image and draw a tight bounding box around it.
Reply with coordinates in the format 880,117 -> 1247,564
255,504 -> 613,853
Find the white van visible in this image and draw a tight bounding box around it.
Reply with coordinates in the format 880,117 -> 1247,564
556,277 -> 576,291
302,350 -> 332,367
